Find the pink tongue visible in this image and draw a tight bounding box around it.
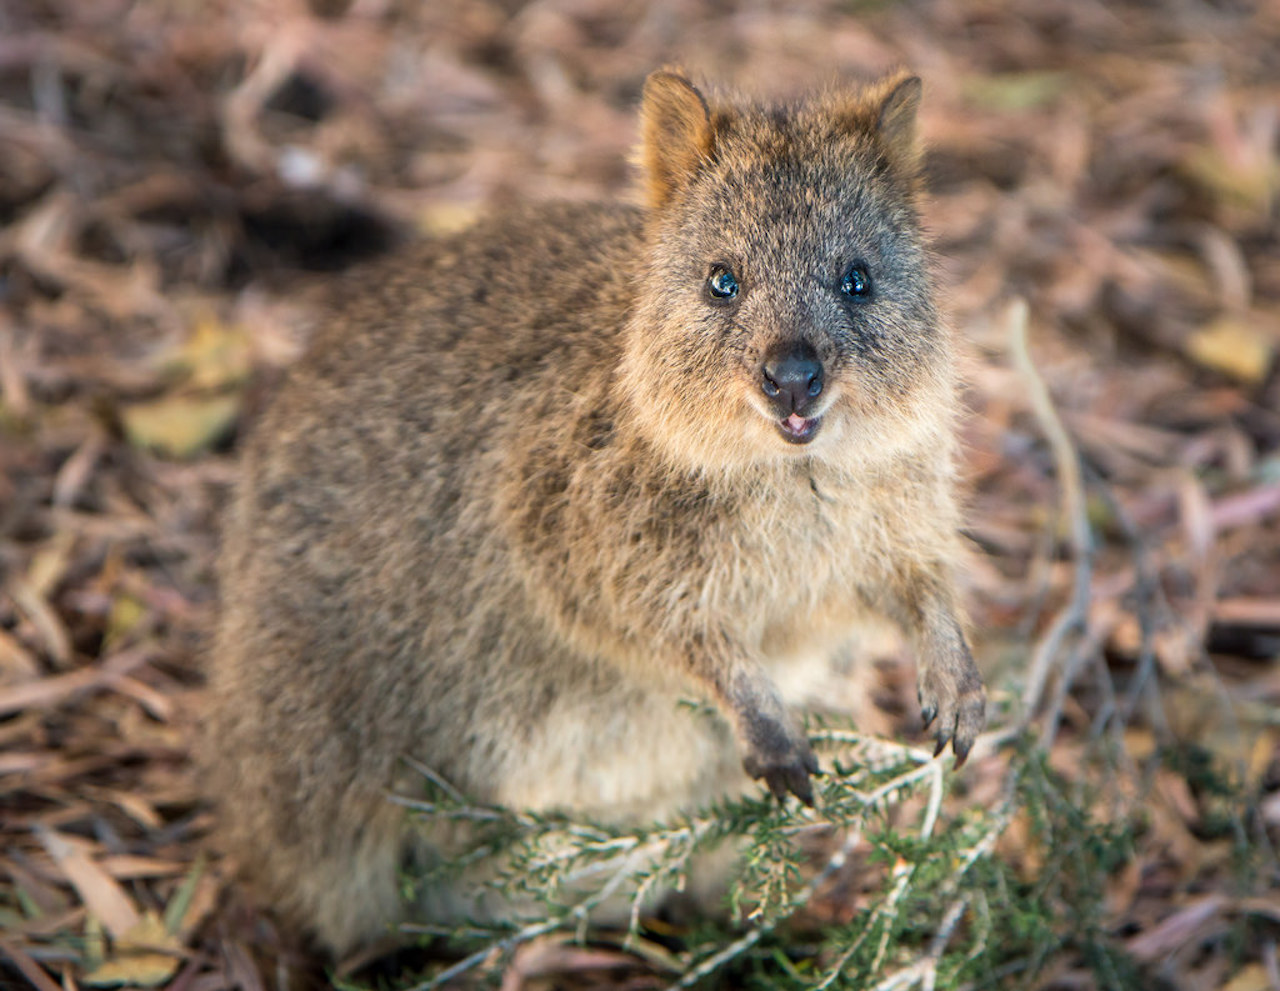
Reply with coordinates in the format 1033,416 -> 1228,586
784,413 -> 807,432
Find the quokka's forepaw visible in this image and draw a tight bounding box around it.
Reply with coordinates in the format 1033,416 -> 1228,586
742,726 -> 820,806
918,671 -> 986,767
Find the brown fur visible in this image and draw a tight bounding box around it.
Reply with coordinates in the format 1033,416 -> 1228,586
201,69 -> 986,957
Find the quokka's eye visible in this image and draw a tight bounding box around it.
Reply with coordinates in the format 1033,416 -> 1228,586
840,263 -> 872,298
707,267 -> 739,299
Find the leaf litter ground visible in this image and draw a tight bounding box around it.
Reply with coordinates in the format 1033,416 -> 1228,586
1,0 -> 1278,988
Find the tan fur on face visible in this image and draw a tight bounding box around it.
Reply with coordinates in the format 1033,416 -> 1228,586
201,70 -> 985,958
621,71 -> 947,477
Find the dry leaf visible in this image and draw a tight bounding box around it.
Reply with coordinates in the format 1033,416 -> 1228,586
26,531 -> 77,599
162,313 -> 255,391
1183,144 -> 1277,219
3,858 -> 71,917
0,940 -> 63,991
1185,317 -> 1276,383
501,936 -> 639,991
37,828 -> 139,941
82,911 -> 183,988
0,628 -> 41,680
170,872 -> 220,941
1217,963 -> 1272,991
1123,728 -> 1157,763
1213,597 -> 1280,625
7,579 -> 73,668
419,200 -> 482,235
0,648 -> 150,717
104,594 -> 147,651
120,393 -> 241,460
1127,895 -> 1227,962
96,856 -> 186,881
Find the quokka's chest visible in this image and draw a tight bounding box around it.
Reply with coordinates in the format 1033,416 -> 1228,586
693,488 -> 899,618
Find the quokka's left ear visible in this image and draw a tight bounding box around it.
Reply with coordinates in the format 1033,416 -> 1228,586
637,68 -> 717,211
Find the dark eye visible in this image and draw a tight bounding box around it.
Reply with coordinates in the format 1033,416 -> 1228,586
840,263 -> 872,298
707,267 -> 739,300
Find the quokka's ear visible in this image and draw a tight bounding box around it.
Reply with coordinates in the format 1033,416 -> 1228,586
638,69 -> 716,211
828,71 -> 924,180
874,72 -> 923,172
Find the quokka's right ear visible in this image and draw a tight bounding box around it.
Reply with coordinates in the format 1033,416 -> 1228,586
638,69 -> 716,211
873,72 -> 923,175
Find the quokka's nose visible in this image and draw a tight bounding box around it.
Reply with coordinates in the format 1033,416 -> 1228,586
761,344 -> 823,415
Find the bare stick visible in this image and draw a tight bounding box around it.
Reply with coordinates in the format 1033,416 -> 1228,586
1007,297 -> 1094,736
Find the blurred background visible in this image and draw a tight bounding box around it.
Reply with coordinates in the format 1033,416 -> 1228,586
1,0 -> 1278,988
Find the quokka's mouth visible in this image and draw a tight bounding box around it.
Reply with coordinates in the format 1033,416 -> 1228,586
776,412 -> 821,445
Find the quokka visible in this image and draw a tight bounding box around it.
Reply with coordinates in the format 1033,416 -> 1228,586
202,67 -> 987,955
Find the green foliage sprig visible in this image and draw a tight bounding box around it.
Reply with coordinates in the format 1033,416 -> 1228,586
390,728 -> 1017,990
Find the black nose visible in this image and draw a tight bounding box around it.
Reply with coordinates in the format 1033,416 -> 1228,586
761,344 -> 823,415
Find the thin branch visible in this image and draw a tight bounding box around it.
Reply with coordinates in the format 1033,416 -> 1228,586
864,896 -> 969,991
404,832 -> 671,991
703,822 -> 871,991
401,756 -> 469,805
870,858 -> 919,973
808,728 -> 935,766
670,924 -> 768,990
386,794 -> 511,823
402,914 -> 563,991
1007,297 -> 1095,737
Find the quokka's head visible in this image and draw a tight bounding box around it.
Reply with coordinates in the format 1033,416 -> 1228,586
620,69 -> 956,475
